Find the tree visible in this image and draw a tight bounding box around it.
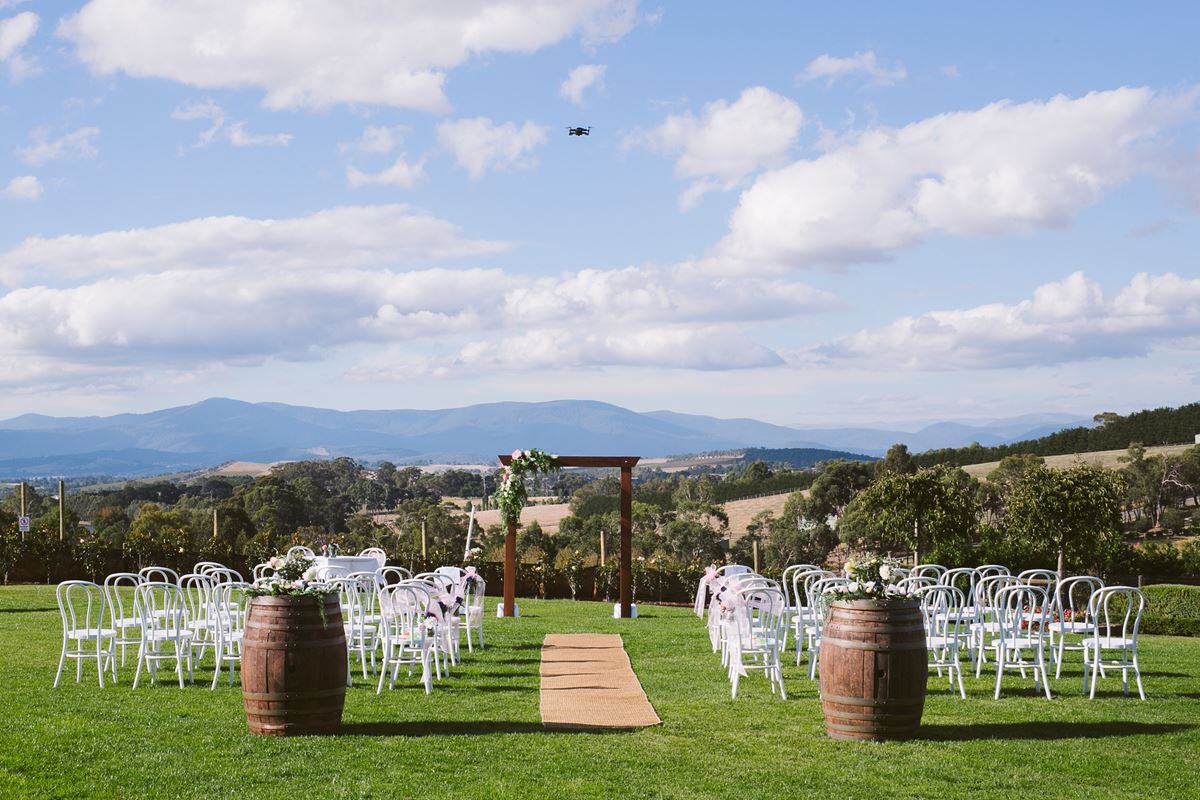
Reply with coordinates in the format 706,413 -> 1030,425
804,460 -> 875,522
1119,443 -> 1166,527
877,443 -> 916,476
1006,462 -> 1125,580
126,505 -> 190,570
839,465 -> 978,564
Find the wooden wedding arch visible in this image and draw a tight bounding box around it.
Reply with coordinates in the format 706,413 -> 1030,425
498,454 -> 640,619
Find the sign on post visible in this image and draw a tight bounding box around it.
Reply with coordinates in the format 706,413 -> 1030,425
18,516 -> 30,533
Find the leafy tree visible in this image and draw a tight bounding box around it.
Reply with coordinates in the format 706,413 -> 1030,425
126,505 -> 190,570
1005,462 -> 1125,579
1119,443 -> 1166,527
877,443 -> 916,476
839,465 -> 978,564
803,460 -> 875,522
0,508 -> 22,583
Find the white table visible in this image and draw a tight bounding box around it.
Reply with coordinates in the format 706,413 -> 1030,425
313,556 -> 380,574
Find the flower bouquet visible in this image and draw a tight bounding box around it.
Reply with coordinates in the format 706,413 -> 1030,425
824,553 -> 911,602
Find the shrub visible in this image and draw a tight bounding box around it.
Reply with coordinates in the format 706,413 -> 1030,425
1181,541 -> 1200,578
1141,584 -> 1200,637
1159,507 -> 1186,536
1136,542 -> 1182,577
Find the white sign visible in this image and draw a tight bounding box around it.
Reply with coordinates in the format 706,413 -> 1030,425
18,516 -> 30,533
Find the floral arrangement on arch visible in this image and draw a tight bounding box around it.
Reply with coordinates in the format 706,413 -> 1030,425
823,553 -> 911,602
494,448 -> 559,527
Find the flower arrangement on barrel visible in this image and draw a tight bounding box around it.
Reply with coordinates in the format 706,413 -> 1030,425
823,553 -> 910,602
249,551 -> 332,601
494,448 -> 559,526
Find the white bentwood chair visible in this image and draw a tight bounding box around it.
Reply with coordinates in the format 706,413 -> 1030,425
376,583 -> 433,694
726,586 -> 788,699
990,584 -> 1053,700
54,581 -> 116,688
102,572 -> 143,668
132,582 -> 196,688
919,585 -> 967,699
1082,586 -> 1146,700
1048,575 -> 1103,678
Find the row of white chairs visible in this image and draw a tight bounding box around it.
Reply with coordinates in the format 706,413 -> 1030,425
697,566 -> 790,699
55,561 -> 487,694
697,563 -> 1149,701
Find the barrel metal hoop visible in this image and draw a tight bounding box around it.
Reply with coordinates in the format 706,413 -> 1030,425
821,636 -> 926,651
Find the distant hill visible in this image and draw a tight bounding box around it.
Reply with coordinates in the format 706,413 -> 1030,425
741,447 -> 878,468
0,398 -> 872,479
0,396 -> 1093,480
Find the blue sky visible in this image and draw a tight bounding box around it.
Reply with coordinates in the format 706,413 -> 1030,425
1,1 -> 1197,426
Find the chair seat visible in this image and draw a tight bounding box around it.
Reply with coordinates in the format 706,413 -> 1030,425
927,635 -> 961,649
146,629 -> 194,642
69,627 -> 115,640
994,636 -> 1041,650
1082,636 -> 1134,650
1048,622 -> 1093,634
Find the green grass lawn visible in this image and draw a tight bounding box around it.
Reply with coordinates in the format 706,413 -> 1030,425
1,585 -> 1197,800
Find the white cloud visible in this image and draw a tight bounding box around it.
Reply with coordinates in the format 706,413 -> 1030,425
799,50 -> 906,87
625,87 -> 803,209
437,117 -> 549,179
16,126 -> 99,165
341,126 -> 426,188
339,126 -> 404,156
0,10 -> 37,79
171,99 -> 291,148
0,205 -> 836,389
560,64 -> 606,105
806,271 -> 1200,370
0,205 -> 512,285
59,0 -> 643,112
2,174 -> 41,199
717,87 -> 1197,270
347,157 -> 427,190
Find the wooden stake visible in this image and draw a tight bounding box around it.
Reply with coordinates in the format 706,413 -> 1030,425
752,539 -> 760,574
58,479 -> 65,541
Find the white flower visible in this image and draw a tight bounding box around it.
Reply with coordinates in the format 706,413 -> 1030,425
879,565 -> 892,581
847,582 -> 860,593
303,566 -> 319,581
269,556 -> 285,569
864,581 -> 877,594
512,449 -> 523,460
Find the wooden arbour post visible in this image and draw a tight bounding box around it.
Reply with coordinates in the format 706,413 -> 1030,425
498,454 -> 640,618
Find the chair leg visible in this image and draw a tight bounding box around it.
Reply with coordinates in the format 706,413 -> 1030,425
1132,651 -> 1146,700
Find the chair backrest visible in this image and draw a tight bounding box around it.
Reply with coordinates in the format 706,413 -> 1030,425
1089,586 -> 1145,644
414,572 -> 455,591
194,561 -> 225,574
134,582 -> 188,637
730,586 -> 787,648
379,566 -> 412,584
251,562 -> 276,581
975,574 -> 1020,614
103,572 -> 142,624
464,574 -> 487,612
995,584 -> 1049,642
781,564 -> 820,607
1054,575 -> 1104,628
359,547 -> 388,568
57,581 -> 108,641
139,566 -> 180,585
315,565 -> 351,580
435,566 -> 465,583
206,566 -> 244,583
911,564 -> 947,580
976,564 -> 1011,579
211,581 -> 250,636
1018,568 -> 1058,594
179,572 -> 216,625
919,584 -> 967,641
800,570 -> 837,608
940,567 -> 976,601
895,575 -> 937,595
717,564 -> 752,577
809,577 -> 849,635
286,545 -> 315,559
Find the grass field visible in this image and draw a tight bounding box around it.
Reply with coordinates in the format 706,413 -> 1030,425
961,443 -> 1195,480
2,585 -> 1197,799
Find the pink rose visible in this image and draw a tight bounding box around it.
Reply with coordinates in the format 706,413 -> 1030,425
511,449 -> 523,460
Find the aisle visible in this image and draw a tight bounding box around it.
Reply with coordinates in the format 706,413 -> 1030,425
538,634 -> 661,730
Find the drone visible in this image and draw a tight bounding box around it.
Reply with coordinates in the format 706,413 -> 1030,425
566,126 -> 591,136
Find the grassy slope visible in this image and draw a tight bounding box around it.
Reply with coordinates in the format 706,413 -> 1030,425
1,586 -> 1197,800
960,443 -> 1194,480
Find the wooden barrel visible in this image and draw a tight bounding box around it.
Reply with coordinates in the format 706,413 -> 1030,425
819,599 -> 927,742
242,594 -> 347,736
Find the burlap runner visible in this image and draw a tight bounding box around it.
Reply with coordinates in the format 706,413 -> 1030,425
539,633 -> 662,729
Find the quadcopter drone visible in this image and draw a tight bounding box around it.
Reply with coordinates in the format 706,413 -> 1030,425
566,126 -> 591,136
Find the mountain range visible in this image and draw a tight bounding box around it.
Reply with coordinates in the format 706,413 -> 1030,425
0,398 -> 1090,479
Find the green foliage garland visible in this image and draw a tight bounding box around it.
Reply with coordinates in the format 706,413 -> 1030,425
494,448 -> 559,527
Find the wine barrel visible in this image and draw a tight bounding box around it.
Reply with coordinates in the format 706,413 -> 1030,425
242,594 -> 347,736
819,599 -> 927,742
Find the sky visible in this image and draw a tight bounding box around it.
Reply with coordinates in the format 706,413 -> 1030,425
0,1 -> 1198,427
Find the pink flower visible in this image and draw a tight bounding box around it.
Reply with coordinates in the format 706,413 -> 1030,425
512,449 -> 523,460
